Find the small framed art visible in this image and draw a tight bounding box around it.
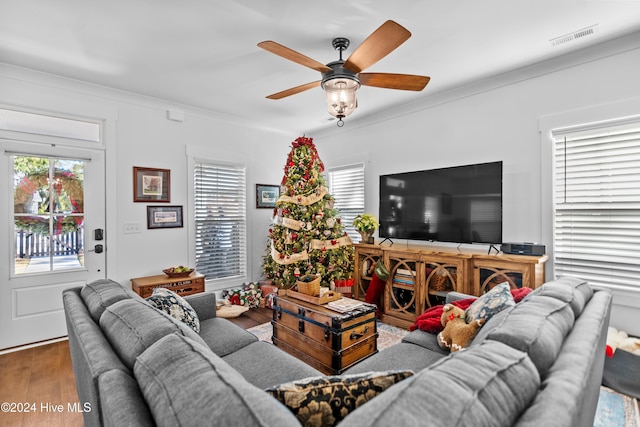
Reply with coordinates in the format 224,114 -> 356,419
147,205 -> 183,229
256,184 -> 280,209
134,166 -> 170,202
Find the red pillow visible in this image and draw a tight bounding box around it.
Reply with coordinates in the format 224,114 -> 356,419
410,287 -> 533,333
511,286 -> 532,303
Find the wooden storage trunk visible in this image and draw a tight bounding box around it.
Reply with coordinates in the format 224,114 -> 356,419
272,295 -> 378,374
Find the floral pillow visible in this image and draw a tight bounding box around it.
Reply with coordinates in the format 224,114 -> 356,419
146,288 -> 200,333
465,282 -> 515,323
266,370 -> 413,427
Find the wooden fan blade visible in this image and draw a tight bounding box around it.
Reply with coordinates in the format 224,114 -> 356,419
266,81 -> 321,100
343,20 -> 411,73
258,41 -> 332,73
359,73 -> 430,91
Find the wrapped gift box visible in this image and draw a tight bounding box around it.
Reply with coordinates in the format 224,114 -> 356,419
334,278 -> 355,298
221,282 -> 263,308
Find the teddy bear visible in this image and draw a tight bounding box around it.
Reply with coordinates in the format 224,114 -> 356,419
606,326 -> 640,357
437,304 -> 486,352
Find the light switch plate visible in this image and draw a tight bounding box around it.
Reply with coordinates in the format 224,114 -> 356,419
123,223 -> 142,234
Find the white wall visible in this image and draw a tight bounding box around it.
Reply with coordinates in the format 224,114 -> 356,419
310,31 -> 640,335
0,63 -> 292,292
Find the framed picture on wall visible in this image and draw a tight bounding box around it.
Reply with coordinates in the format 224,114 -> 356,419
147,206 -> 183,229
134,166 -> 170,202
256,184 -> 280,209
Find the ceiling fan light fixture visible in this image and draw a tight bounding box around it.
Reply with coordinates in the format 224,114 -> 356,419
323,77 -> 360,125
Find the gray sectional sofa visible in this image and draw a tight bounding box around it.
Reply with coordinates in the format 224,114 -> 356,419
63,276 -> 612,427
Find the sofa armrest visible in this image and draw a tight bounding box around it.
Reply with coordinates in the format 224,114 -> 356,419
445,291 -> 474,303
184,292 -> 217,320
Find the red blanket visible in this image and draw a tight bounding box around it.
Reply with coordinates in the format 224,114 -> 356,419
410,287 -> 532,333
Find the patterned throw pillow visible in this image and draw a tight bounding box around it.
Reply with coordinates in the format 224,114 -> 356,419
266,370 -> 413,427
465,282 -> 515,323
146,288 -> 200,333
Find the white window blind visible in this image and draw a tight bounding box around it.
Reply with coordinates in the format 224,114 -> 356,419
329,164 -> 365,241
194,161 -> 247,281
553,120 -> 640,291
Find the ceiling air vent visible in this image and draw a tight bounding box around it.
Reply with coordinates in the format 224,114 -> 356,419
550,24 -> 599,47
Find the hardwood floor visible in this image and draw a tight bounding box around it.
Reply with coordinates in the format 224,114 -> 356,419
0,308 -> 273,427
226,306 -> 273,328
0,339 -> 83,427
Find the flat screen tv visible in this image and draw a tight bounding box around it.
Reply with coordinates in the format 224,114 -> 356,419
379,161 -> 502,244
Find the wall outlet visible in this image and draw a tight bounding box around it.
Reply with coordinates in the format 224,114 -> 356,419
123,223 -> 142,234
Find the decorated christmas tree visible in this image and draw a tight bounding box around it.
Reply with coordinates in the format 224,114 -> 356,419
262,136 -> 354,289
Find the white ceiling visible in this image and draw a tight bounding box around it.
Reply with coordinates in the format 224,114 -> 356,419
1,1 -> 640,135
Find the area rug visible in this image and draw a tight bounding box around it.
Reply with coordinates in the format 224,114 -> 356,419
594,386 -> 639,427
247,320 -> 408,351
248,321 -> 639,424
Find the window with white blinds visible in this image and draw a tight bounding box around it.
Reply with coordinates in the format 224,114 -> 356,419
552,119 -> 640,291
328,164 -> 365,241
194,161 -> 247,281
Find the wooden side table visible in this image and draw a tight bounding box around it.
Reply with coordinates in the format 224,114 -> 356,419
130,273 -> 205,298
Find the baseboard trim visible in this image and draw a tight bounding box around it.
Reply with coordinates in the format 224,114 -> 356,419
0,336 -> 68,355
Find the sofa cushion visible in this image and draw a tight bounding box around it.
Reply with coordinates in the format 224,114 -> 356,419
133,333 -> 300,427
146,288 -> 200,333
401,329 -> 450,354
222,341 -> 322,389
81,279 -> 138,322
100,298 -> 208,369
266,371 -> 413,427
198,317 -> 258,357
466,282 -> 515,323
472,292 -> 575,378
340,340 -> 540,427
98,369 -> 154,427
533,277 -> 593,318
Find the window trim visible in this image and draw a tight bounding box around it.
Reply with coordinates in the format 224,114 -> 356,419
0,105 -> 104,148
540,98 -> 640,291
186,145 -> 249,290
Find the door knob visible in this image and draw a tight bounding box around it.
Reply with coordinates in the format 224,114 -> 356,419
90,244 -> 104,254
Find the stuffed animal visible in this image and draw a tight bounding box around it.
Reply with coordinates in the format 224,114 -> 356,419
437,304 -> 485,352
606,326 -> 640,357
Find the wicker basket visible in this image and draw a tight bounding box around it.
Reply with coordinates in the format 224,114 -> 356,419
296,275 -> 321,296
430,272 -> 455,292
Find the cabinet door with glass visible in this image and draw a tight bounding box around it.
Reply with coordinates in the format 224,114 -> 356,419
422,254 -> 467,308
382,250 -> 424,328
471,255 -> 547,295
353,244 -> 383,301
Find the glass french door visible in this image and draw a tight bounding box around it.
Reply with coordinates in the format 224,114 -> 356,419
0,140 -> 106,349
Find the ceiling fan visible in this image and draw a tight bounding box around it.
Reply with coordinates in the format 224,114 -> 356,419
258,20 -> 430,126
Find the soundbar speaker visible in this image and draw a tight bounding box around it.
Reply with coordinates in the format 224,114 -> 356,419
500,242 -> 546,256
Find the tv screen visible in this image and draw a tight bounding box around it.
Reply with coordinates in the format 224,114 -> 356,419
379,161 -> 502,244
